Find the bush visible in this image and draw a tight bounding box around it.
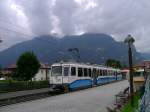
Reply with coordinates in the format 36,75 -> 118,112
122,92 -> 140,112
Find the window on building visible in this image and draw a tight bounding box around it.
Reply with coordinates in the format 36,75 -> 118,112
47,69 -> 49,74
41,69 -> 44,74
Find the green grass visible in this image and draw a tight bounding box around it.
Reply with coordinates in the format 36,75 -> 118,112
122,93 -> 140,112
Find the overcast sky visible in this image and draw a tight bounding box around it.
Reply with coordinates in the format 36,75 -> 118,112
0,0 -> 150,53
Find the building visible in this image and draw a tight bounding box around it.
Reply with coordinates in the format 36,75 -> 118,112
0,64 -> 17,79
136,60 -> 150,70
32,63 -> 51,81
1,63 -> 51,81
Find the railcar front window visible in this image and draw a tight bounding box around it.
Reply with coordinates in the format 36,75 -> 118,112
134,72 -> 143,77
51,66 -> 62,76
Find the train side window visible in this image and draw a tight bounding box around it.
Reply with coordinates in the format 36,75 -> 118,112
78,68 -> 83,77
88,69 -> 91,77
64,67 -> 69,76
84,68 -> 88,77
106,70 -> 108,76
107,70 -> 109,76
99,69 -> 101,76
103,70 -> 106,76
112,71 -> 114,76
71,67 -> 76,76
109,71 -> 111,76
100,70 -> 102,76
96,69 -> 98,76
93,68 -> 96,77
96,69 -> 99,76
110,71 -> 113,75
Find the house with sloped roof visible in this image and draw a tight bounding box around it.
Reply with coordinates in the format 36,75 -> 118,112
1,63 -> 51,81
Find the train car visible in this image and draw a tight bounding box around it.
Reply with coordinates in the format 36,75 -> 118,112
49,62 -> 122,91
125,68 -> 146,92
133,69 -> 145,92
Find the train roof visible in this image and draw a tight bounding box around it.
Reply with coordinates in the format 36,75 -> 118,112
135,69 -> 144,72
51,61 -> 120,71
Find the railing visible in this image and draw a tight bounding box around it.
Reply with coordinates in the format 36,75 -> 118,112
140,74 -> 150,112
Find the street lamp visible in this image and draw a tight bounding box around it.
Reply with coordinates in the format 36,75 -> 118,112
124,34 -> 135,107
68,48 -> 80,62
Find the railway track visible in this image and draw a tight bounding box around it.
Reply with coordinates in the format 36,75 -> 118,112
0,91 -> 64,107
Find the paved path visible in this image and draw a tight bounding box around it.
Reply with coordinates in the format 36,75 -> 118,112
0,80 -> 129,112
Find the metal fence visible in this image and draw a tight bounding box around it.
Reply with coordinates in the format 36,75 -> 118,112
140,75 -> 150,112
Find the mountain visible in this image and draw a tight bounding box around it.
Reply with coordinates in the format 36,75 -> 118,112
141,53 -> 150,59
0,33 -> 143,67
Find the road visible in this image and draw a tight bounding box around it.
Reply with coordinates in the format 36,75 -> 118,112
0,80 -> 129,112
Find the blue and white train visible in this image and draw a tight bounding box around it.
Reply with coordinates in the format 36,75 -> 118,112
49,62 -> 122,91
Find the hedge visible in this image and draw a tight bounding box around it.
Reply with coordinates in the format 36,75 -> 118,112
0,80 -> 49,93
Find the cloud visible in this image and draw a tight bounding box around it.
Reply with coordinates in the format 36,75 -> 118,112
51,0 -> 150,52
1,0 -> 150,52
0,0 -> 31,51
14,0 -> 54,35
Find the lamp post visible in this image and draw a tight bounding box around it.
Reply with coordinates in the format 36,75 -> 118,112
124,34 -> 135,107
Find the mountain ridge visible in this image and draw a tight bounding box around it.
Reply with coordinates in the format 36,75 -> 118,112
0,33 -> 143,67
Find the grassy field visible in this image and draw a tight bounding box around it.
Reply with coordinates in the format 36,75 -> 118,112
122,93 -> 140,112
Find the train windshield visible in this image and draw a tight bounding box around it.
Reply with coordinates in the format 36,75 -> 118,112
134,71 -> 144,77
51,66 -> 62,76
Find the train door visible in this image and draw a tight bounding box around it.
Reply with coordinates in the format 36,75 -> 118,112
92,68 -> 97,85
62,66 -> 70,84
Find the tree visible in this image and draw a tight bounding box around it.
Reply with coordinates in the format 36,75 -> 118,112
105,59 -> 122,68
14,52 -> 40,81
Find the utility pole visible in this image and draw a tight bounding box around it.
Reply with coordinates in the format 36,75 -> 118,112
124,34 -> 135,107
